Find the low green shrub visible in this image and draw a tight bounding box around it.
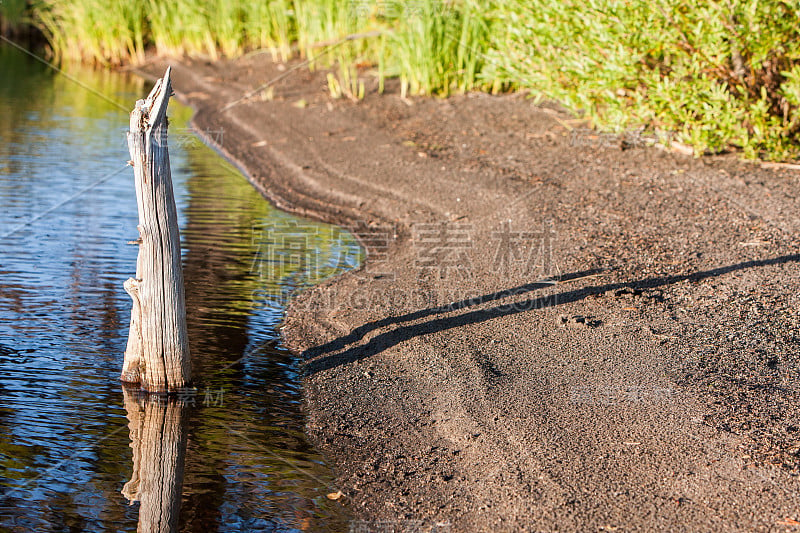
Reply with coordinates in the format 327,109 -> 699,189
483,0 -> 800,160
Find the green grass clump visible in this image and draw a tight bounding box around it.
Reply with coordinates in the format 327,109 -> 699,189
33,0 -> 146,64
242,1 -> 293,62
383,0 -> 493,96
19,0 -> 800,161
293,0 -> 376,99
483,0 -> 800,160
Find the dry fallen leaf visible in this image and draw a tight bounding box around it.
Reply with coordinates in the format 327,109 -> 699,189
326,491 -> 344,501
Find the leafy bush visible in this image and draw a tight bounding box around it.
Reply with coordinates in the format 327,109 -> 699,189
483,0 -> 800,160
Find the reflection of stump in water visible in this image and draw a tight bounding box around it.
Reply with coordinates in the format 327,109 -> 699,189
122,387 -> 189,533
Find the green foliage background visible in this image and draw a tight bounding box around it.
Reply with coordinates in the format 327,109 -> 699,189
484,0 -> 800,160
3,0 -> 800,161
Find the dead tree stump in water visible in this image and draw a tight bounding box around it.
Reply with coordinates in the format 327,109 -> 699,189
121,67 -> 191,393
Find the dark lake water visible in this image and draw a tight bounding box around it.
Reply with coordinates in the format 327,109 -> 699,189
0,43 -> 361,531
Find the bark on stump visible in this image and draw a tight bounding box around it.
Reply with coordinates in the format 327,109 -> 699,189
121,67 -> 191,393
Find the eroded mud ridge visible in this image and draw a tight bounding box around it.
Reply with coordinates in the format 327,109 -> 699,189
144,57 -> 800,531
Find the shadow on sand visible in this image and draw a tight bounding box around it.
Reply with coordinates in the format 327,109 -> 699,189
302,254 -> 800,375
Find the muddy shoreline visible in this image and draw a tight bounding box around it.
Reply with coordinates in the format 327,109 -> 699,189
139,56 -> 800,531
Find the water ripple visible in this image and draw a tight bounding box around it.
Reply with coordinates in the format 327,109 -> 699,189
0,44 -> 361,532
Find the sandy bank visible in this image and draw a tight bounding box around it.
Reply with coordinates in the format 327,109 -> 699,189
139,56 -> 800,531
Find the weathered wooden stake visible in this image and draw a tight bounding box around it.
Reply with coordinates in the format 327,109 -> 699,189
121,67 -> 191,393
